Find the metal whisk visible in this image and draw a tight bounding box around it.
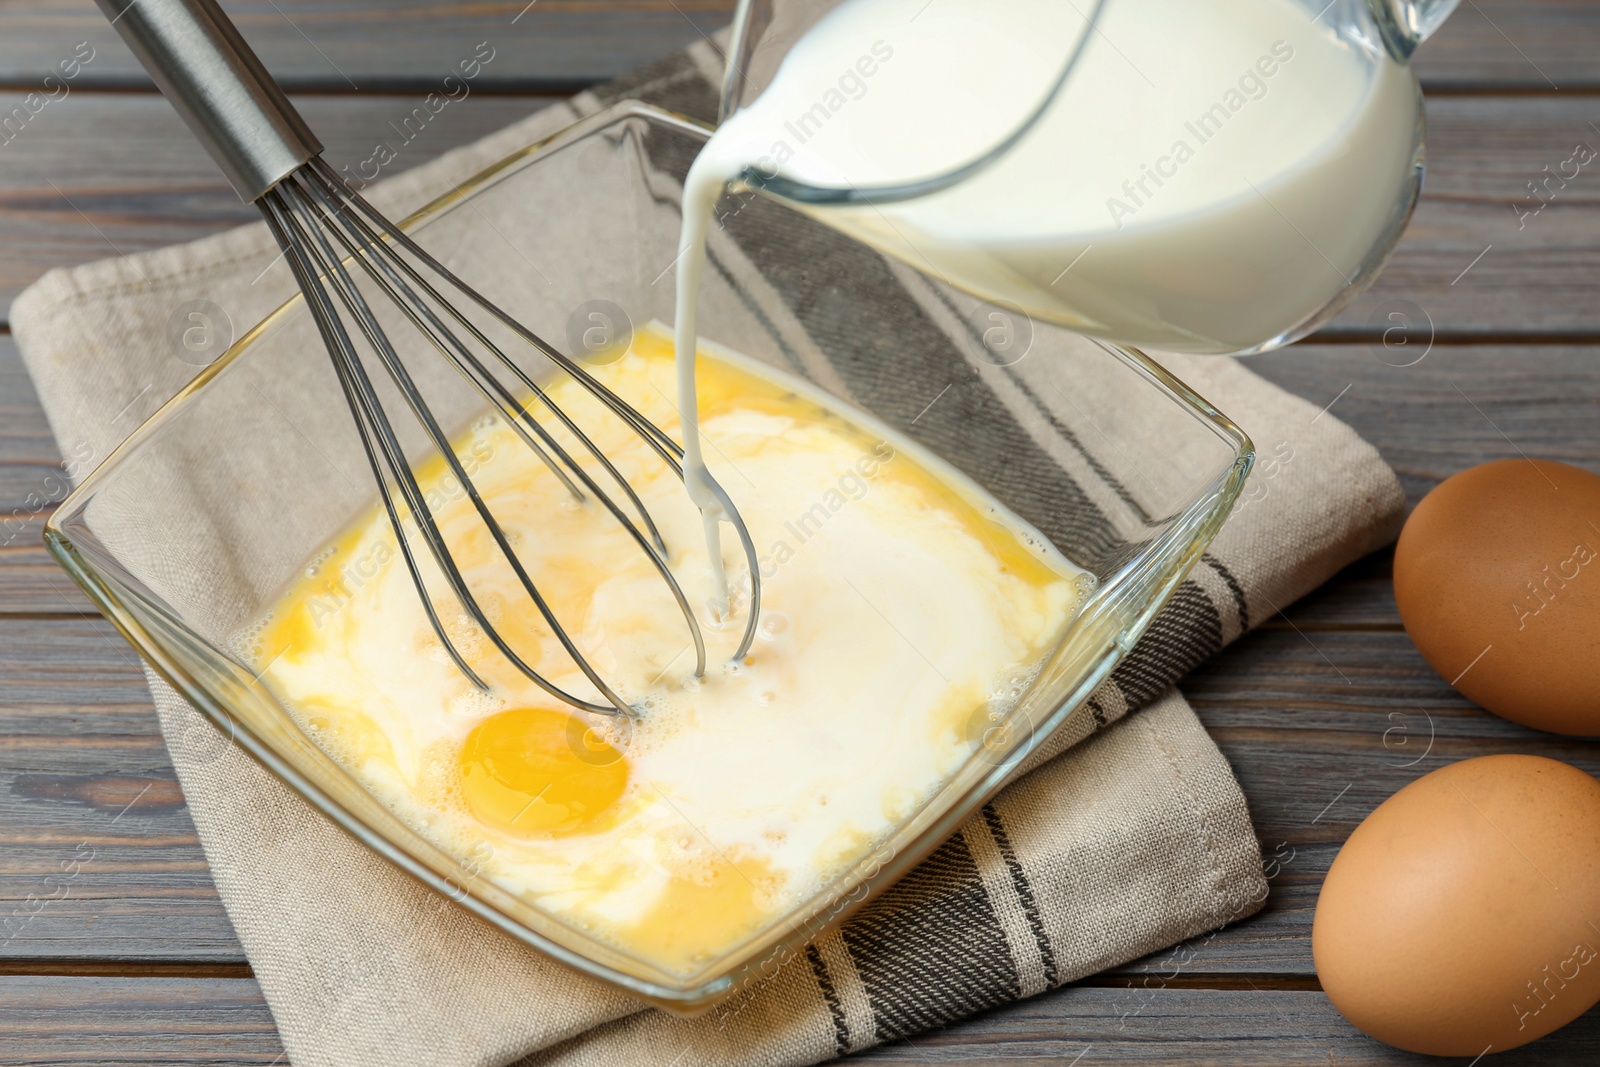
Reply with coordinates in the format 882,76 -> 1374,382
97,0 -> 761,717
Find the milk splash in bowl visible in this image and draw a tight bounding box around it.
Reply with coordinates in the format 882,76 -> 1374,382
250,326 -> 1094,973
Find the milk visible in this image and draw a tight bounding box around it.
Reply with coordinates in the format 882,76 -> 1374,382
690,0 -> 1418,355
675,0 -> 1419,578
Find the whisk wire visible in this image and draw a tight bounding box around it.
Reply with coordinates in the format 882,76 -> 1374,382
256,161 -> 770,717
260,193 -> 490,691
324,161 -> 686,466
290,168 -> 711,687
297,166 -> 672,562
303,159 -> 764,661
265,184 -> 641,716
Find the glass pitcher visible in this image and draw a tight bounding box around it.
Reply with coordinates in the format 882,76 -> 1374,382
716,0 -> 1460,355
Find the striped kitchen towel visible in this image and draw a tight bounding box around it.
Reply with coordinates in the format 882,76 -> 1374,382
11,35 -> 1403,1067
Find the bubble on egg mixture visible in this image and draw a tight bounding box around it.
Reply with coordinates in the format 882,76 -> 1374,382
297,542 -> 342,581
756,612 -> 790,642
450,684 -> 507,726
624,694 -> 689,758
421,608 -> 491,664
948,662 -> 1051,769
991,664 -> 1042,706
566,712 -> 632,768
227,614 -> 273,663
418,737 -> 471,812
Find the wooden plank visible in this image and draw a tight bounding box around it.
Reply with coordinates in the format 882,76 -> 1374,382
0,0 -> 1594,92
1251,343 -> 1600,507
1144,332 -> 1600,986
1418,0 -> 1600,91
1,336 -> 98,614
0,617 -> 241,963
1334,96 -> 1600,340
4,978 -> 1599,1065
0,94 -> 560,327
2,94 -> 1599,334
0,976 -> 281,1065
0,336 -> 60,474
0,511 -> 96,616
0,337 -> 54,461
0,0 -> 735,91
846,986 -> 1600,1064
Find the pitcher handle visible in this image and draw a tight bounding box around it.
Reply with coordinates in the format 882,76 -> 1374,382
1372,0 -> 1461,60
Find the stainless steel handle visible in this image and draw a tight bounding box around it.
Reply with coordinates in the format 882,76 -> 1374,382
94,0 -> 322,202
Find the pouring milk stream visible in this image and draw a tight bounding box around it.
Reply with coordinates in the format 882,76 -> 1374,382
676,0 -> 1429,607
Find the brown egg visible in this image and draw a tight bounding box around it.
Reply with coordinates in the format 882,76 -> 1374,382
1314,756 -> 1600,1056
1394,458 -> 1600,735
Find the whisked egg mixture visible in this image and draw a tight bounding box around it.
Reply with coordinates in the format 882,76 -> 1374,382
249,325 -> 1091,973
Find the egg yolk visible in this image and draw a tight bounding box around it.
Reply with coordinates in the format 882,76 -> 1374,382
458,707 -> 628,837
618,853 -> 781,965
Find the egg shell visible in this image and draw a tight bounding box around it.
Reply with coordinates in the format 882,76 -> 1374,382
1393,458 -> 1600,736
1313,755 -> 1600,1056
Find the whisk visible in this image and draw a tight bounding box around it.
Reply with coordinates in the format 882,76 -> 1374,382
96,0 -> 761,717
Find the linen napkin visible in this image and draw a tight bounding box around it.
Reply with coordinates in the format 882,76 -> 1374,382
10,38 -> 1403,1067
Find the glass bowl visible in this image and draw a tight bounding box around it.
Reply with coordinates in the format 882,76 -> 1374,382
46,100 -> 1252,1012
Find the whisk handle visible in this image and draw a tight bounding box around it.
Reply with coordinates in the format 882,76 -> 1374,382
94,0 -> 322,202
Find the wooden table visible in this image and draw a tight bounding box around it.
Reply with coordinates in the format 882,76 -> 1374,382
3,2 -> 1599,1063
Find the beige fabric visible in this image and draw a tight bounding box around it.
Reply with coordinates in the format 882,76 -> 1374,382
10,39 -> 1403,1067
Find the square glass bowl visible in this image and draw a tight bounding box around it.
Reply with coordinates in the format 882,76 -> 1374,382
46,101 -> 1252,1011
